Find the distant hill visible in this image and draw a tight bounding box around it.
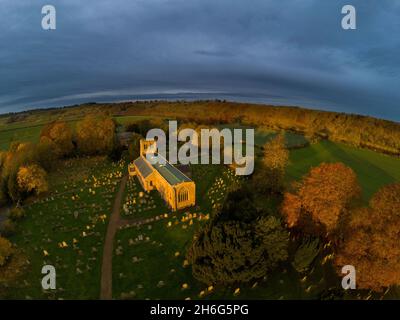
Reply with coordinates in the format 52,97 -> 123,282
1,100 -> 399,155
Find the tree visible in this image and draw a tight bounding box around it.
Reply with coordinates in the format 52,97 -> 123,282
1,144 -> 36,203
263,133 -> 289,171
281,162 -> 361,236
35,138 -> 57,170
40,121 -> 74,157
76,115 -> 116,155
127,133 -> 143,161
0,237 -> 13,267
217,185 -> 259,223
335,183 -> 400,291
187,216 -> 289,285
252,133 -> 289,194
17,164 -> 48,196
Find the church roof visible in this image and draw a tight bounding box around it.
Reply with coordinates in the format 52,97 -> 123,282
133,156 -> 154,178
141,154 -> 192,186
152,160 -> 192,185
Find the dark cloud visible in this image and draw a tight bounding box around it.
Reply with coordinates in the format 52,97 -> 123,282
0,0 -> 399,121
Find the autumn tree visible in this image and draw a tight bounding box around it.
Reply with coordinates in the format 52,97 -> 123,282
35,138 -> 57,170
281,162 -> 361,236
252,133 -> 289,194
17,164 -> 48,196
335,183 -> 400,291
187,216 -> 289,285
0,237 -> 13,267
76,115 -> 116,155
40,121 -> 74,157
0,143 -> 38,202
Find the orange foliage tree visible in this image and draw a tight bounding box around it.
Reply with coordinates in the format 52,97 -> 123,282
263,133 -> 289,171
281,162 -> 361,236
252,133 -> 289,194
17,164 -> 48,196
76,115 -> 116,155
335,183 -> 400,291
40,121 -> 74,157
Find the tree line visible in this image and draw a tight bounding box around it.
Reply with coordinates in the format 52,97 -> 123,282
0,114 -> 118,207
6,100 -> 399,154
110,100 -> 400,155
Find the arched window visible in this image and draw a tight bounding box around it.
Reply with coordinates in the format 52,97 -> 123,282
178,188 -> 189,203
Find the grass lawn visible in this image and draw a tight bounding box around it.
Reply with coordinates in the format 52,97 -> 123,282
3,157 -> 126,299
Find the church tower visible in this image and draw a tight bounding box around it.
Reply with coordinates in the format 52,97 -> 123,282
140,139 -> 157,157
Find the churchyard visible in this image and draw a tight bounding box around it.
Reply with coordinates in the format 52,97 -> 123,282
121,177 -> 168,220
113,164 -> 244,300
3,157 -> 125,299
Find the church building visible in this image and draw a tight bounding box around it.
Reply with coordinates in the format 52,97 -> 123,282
128,140 -> 196,211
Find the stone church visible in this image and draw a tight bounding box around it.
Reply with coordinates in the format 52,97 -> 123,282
128,140 -> 196,211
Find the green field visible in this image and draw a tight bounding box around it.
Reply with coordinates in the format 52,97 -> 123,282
287,140 -> 400,200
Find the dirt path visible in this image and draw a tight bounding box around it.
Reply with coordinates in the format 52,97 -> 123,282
100,175 -> 161,299
100,175 -> 128,300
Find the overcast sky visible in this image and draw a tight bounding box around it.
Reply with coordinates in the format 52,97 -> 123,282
0,0 -> 399,121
